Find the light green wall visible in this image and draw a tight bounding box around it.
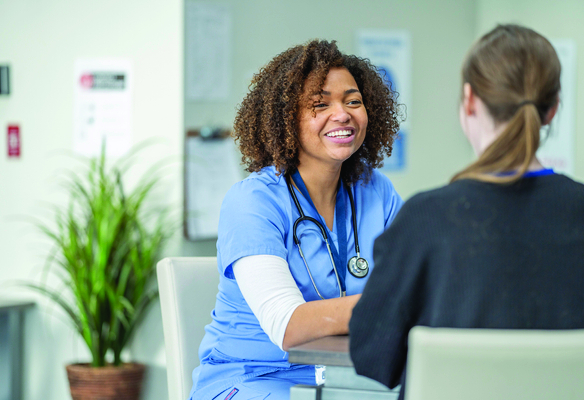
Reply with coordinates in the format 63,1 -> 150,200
0,1 -> 183,399
184,0 -> 477,202
476,0 -> 584,181
2,1 -> 582,399
0,2 -> 478,397
182,0 -> 478,260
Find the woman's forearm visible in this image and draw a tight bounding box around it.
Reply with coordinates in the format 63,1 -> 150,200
282,294 -> 361,351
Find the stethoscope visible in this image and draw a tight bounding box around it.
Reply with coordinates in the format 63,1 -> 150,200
286,172 -> 369,300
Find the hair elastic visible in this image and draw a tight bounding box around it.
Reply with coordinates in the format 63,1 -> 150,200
517,100 -> 538,108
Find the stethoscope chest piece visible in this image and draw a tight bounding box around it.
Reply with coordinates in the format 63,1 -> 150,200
287,171 -> 370,299
348,256 -> 369,278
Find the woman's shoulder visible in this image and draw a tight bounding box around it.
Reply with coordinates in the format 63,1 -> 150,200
543,173 -> 584,192
396,183 -> 465,219
217,166 -> 290,276
218,166 -> 289,239
536,173 -> 584,213
358,169 -> 399,195
221,166 -> 290,224
357,169 -> 404,222
226,166 -> 287,200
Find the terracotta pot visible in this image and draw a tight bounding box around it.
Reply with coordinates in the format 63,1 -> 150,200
66,363 -> 146,400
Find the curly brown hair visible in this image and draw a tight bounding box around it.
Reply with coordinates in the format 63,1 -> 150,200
233,39 -> 401,184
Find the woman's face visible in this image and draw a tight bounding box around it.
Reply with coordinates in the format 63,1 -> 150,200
297,67 -> 368,171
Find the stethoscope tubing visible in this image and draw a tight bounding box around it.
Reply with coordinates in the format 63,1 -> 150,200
289,184 -> 344,299
296,237 -> 341,300
286,173 -> 364,299
346,184 -> 361,257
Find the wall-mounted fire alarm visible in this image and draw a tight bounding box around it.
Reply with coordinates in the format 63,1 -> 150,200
0,65 -> 10,95
8,125 -> 20,157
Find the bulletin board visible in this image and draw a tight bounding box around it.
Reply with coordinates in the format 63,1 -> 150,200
184,128 -> 242,241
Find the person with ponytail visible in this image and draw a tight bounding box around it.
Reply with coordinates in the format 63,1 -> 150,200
349,24 -> 584,400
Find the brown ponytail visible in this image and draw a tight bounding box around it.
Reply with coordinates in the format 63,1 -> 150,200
452,24 -> 560,184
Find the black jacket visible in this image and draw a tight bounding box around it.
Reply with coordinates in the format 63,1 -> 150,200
349,174 -> 584,400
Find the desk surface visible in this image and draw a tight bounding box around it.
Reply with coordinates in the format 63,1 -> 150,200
0,298 -> 35,312
288,335 -> 353,367
0,297 -> 34,400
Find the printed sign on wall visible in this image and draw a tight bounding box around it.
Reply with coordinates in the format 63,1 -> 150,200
73,59 -> 133,157
356,30 -> 411,172
185,2 -> 232,101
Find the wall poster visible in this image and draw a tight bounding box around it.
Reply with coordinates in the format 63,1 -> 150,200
356,30 -> 411,172
537,39 -> 577,176
73,59 -> 133,157
185,2 -> 232,101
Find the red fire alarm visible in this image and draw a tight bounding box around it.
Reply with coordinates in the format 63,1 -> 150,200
8,125 -> 20,157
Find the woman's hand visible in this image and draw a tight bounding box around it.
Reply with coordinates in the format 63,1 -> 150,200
282,293 -> 362,351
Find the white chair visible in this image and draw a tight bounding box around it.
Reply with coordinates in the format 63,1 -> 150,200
405,326 -> 584,400
157,257 -> 219,400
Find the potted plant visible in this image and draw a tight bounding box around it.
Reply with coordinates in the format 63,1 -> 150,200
25,145 -> 173,400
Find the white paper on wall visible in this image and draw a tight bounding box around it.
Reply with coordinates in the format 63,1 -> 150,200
73,59 -> 133,157
356,30 -> 411,172
185,2 -> 232,101
185,135 -> 241,240
537,39 -> 577,176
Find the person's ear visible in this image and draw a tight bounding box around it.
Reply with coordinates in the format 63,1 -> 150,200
462,82 -> 476,116
543,96 -> 559,125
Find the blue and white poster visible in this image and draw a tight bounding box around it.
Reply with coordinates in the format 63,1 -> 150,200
356,30 -> 411,172
536,39 -> 576,176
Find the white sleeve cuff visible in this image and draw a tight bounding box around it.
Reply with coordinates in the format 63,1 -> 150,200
232,255 -> 306,350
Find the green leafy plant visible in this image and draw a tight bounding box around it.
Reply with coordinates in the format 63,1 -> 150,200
26,145 -> 173,367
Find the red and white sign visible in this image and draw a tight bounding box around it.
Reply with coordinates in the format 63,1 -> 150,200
7,125 -> 20,157
74,59 -> 133,157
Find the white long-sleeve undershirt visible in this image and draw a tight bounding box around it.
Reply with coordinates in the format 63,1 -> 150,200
232,255 -> 306,350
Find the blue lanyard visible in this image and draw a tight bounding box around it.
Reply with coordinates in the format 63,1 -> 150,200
291,170 -> 347,292
497,168 -> 555,178
524,168 -> 554,177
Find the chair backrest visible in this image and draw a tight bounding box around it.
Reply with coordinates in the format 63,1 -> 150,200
405,326 -> 584,400
157,257 -> 219,400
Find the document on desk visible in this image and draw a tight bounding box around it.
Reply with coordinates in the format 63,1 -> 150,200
185,135 -> 241,240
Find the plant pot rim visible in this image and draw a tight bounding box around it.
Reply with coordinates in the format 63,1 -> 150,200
66,362 -> 146,372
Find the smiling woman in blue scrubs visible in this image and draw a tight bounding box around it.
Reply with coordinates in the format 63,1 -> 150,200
189,40 -> 403,400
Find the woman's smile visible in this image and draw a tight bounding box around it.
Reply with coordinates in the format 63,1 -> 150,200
324,127 -> 356,143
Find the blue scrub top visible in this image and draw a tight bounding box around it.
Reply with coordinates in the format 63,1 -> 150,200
191,166 -> 403,399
